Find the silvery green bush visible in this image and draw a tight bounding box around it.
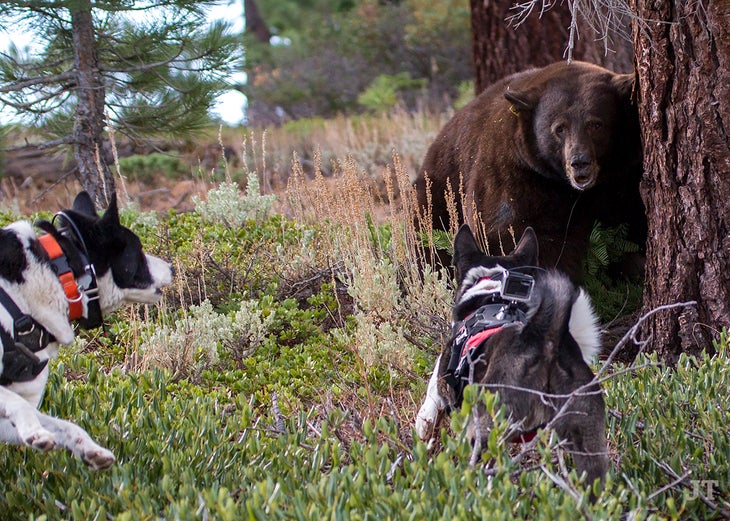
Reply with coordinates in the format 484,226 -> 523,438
194,172 -> 276,227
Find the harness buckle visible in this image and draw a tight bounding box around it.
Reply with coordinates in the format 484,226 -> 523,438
13,314 -> 35,336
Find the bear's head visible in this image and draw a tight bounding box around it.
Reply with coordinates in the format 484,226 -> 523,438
504,62 -> 635,191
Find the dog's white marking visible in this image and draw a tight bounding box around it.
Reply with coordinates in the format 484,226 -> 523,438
457,266 -> 505,305
2,222 -> 75,345
97,254 -> 173,312
569,289 -> 601,364
0,212 -> 172,470
415,353 -> 446,440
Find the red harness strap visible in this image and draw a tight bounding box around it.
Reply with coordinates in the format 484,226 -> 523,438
38,233 -> 84,320
510,430 -> 539,444
461,326 -> 503,356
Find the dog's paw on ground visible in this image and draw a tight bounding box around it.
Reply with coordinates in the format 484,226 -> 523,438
25,429 -> 56,451
81,447 -> 115,470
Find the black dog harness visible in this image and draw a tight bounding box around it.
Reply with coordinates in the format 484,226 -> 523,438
442,270 -> 543,443
0,288 -> 53,385
444,300 -> 528,405
0,212 -> 103,385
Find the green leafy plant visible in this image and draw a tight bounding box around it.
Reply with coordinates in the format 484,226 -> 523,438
358,73 -> 426,113
586,221 -> 641,277
118,153 -> 188,183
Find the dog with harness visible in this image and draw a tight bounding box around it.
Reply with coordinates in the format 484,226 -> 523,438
0,192 -> 172,469
415,224 -> 608,492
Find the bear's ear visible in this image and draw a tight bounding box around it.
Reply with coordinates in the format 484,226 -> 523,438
611,72 -> 635,99
504,88 -> 537,112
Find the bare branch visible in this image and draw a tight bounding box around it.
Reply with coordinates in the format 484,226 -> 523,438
648,455 -> 730,518
463,301 -> 699,480
3,136 -> 75,152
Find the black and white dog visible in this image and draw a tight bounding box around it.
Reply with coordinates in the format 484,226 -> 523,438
0,192 -> 172,469
415,224 -> 608,490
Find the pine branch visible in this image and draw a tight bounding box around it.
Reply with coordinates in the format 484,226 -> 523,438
3,135 -> 75,152
0,70 -> 75,93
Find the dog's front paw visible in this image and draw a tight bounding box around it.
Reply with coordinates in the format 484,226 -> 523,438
415,415 -> 433,440
81,446 -> 115,470
25,429 -> 56,452
415,409 -> 442,441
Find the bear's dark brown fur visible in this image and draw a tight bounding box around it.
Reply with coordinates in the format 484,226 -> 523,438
414,61 -> 645,281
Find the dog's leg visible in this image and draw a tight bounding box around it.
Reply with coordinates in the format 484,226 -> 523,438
0,387 -> 56,451
415,354 -> 446,440
35,412 -> 115,470
553,391 -> 609,500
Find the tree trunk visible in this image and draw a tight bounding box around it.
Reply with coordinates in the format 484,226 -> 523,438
470,0 -> 633,94
70,2 -> 115,205
631,0 -> 730,362
245,0 -> 272,44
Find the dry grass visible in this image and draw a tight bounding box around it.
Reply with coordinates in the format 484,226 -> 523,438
236,107 -> 452,192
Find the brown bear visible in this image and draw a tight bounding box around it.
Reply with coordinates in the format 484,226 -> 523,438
414,61 -> 645,282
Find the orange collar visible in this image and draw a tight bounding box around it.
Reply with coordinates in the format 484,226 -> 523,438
38,233 -> 85,321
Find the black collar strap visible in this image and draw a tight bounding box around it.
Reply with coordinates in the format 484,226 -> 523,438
51,211 -> 103,330
0,287 -> 51,385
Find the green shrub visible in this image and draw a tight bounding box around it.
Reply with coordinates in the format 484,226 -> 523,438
358,73 -> 426,113
193,174 -> 276,227
117,152 -> 188,183
1,207 -> 726,521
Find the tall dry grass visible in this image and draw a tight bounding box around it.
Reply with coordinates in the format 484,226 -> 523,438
234,107 -> 453,192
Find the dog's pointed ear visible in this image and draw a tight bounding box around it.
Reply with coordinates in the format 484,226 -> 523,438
100,192 -> 121,227
453,224 -> 481,277
512,227 -> 539,266
73,191 -> 98,217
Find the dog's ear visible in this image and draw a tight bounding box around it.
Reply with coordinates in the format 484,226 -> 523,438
73,192 -> 98,217
101,193 -> 121,227
453,224 -> 482,278
511,227 -> 539,266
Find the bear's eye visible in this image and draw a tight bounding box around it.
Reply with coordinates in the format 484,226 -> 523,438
588,121 -> 603,131
553,123 -> 566,136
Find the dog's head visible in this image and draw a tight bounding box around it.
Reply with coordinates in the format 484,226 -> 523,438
58,192 -> 173,314
451,224 -> 538,320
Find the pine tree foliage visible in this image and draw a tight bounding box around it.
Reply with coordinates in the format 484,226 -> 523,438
0,1 -> 240,135
0,1 -> 241,201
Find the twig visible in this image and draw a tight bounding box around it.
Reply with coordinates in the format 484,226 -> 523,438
648,455 -> 730,518
468,301 -> 697,479
271,392 -> 286,435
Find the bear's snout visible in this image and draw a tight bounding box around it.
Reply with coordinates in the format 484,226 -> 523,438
566,155 -> 599,190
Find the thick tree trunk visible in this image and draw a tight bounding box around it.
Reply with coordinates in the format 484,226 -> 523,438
632,0 -> 730,362
70,3 -> 115,205
470,0 -> 633,94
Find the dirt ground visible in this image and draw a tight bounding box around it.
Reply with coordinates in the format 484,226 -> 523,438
0,138 -> 235,215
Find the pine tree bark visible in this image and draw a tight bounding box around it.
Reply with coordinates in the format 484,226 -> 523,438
631,0 -> 730,362
470,0 -> 633,94
70,2 -> 115,205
